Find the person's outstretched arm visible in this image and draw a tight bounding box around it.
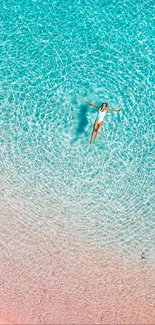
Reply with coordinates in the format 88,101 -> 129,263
106,109 -> 121,112
85,101 -> 100,109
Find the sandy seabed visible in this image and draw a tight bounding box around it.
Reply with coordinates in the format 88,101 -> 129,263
0,204 -> 155,324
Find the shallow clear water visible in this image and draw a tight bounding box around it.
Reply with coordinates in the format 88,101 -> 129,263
0,0 -> 155,322
1,0 -> 154,256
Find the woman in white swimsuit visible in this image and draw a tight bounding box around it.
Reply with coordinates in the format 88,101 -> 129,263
85,101 -> 121,144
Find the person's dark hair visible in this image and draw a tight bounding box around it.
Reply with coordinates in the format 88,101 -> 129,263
101,102 -> 108,108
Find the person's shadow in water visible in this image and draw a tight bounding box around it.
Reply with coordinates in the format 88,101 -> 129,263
71,104 -> 89,144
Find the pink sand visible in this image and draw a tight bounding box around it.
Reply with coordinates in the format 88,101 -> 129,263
0,317 -> 14,325
0,206 -> 155,324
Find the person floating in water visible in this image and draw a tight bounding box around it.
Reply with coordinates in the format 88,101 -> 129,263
85,101 -> 121,144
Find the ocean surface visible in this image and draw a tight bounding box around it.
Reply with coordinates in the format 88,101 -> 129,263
0,0 -> 155,324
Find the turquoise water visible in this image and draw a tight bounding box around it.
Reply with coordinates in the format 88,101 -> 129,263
1,0 -> 155,259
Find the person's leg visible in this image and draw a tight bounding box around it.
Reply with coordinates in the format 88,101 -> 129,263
90,120 -> 98,144
95,121 -> 103,138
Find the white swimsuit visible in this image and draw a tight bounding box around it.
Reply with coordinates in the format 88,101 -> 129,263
96,110 -> 106,123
